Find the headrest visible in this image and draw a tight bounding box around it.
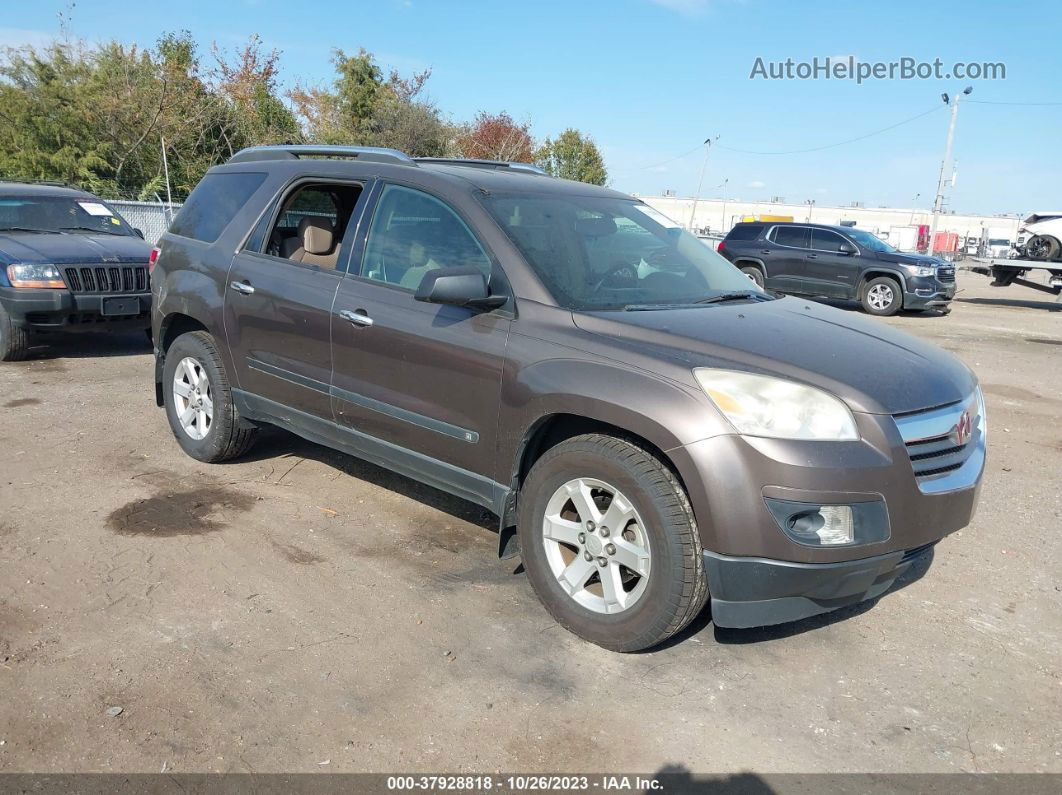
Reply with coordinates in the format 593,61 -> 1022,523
575,217 -> 617,237
298,216 -> 334,255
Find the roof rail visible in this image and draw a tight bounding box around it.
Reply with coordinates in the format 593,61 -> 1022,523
227,145 -> 415,166
0,178 -> 84,190
414,158 -> 551,176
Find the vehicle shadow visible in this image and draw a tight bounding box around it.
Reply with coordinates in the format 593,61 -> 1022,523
19,330 -> 152,360
806,296 -> 948,318
227,426 -> 498,532
955,296 -> 1061,312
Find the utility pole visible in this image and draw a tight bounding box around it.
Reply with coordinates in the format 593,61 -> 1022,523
928,87 -> 971,252
688,136 -> 718,233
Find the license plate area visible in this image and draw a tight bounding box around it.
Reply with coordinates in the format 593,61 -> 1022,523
101,297 -> 141,316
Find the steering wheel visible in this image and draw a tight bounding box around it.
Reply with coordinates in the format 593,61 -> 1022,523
590,263 -> 638,294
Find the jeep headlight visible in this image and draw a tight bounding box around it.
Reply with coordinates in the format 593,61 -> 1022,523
694,368 -> 859,441
7,263 -> 66,289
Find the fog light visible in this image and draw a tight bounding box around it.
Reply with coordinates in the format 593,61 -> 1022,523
765,498 -> 890,547
788,505 -> 853,545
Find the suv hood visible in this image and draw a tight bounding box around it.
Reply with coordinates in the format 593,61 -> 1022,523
873,251 -> 942,267
574,297 -> 974,415
0,232 -> 152,265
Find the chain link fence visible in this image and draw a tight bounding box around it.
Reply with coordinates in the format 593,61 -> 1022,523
107,199 -> 183,245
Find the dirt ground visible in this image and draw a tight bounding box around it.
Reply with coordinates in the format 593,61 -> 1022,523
1,271 -> 1059,774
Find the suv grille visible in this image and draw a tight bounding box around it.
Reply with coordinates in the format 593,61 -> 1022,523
63,264 -> 149,294
894,392 -> 985,494
937,265 -> 955,283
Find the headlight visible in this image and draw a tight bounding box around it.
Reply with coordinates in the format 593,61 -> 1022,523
7,263 -> 66,289
904,264 -> 937,277
694,368 -> 859,441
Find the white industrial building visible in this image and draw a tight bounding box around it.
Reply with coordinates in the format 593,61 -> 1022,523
639,194 -> 1021,246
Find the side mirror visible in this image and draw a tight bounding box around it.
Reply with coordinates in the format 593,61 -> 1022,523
133,228 -> 145,239
838,242 -> 857,255
414,266 -> 507,310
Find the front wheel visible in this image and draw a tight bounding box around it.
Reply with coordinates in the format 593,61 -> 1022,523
162,331 -> 257,462
0,303 -> 31,362
517,434 -> 708,652
861,276 -> 902,316
739,265 -> 765,289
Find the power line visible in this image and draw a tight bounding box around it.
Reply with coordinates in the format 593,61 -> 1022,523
614,143 -> 705,175
967,99 -> 1062,106
715,105 -> 944,155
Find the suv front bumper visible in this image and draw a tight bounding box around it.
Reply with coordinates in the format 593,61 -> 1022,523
0,286 -> 151,332
705,543 -> 935,628
902,274 -> 956,309
669,404 -> 983,628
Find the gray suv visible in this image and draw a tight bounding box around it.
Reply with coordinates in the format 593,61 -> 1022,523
151,146 -> 985,651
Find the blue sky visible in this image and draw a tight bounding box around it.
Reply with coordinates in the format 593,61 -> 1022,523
5,0 -> 1060,214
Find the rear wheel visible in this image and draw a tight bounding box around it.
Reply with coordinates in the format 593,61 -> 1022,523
861,276 -> 902,316
517,434 -> 708,652
0,304 -> 30,362
1026,235 -> 1061,262
162,331 -> 257,462
739,265 -> 765,288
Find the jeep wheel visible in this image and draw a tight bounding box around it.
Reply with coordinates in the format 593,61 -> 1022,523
861,276 -> 902,316
0,303 -> 31,362
517,434 -> 708,652
739,265 -> 765,288
163,331 -> 257,462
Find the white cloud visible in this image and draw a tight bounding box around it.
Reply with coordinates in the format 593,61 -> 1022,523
647,0 -> 711,16
816,187 -> 829,194
0,27 -> 57,50
748,180 -> 765,189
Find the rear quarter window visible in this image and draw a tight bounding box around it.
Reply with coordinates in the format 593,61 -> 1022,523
169,172 -> 267,243
725,224 -> 763,241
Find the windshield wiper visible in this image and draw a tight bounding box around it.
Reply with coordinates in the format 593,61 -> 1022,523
693,291 -> 768,305
59,226 -> 125,236
0,226 -> 63,234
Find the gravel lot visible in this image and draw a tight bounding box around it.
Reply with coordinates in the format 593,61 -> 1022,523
1,271 -> 1059,774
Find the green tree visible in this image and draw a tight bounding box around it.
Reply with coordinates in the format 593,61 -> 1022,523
537,128 -> 607,185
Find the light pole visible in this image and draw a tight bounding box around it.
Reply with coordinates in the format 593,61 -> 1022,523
688,136 -> 718,233
719,178 -> 729,235
928,86 -> 971,253
805,198 -> 816,223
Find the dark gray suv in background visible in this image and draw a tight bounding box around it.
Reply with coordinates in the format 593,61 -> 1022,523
151,146 -> 985,651
718,221 -> 956,315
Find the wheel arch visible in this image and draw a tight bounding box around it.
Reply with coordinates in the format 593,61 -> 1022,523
858,268 -> 907,297
154,313 -> 211,406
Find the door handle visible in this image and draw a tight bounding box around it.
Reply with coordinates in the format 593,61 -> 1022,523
760,250 -> 772,255
807,254 -> 818,259
230,281 -> 255,295
339,309 -> 373,327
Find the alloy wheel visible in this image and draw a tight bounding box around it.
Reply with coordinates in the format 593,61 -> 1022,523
541,477 -> 652,614
172,356 -> 213,440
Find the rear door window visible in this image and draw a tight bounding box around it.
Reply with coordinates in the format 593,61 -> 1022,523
770,226 -> 810,248
725,224 -> 763,241
169,172 -> 266,243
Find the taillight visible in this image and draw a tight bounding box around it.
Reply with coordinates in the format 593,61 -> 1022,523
148,246 -> 161,273
717,240 -> 726,252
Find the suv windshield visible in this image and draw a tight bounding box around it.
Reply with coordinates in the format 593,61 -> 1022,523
843,227 -> 896,253
481,194 -> 763,310
0,195 -> 135,236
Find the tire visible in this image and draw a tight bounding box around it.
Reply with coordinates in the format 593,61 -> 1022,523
162,331 -> 257,462
861,276 -> 902,316
1026,235 -> 1061,262
739,265 -> 765,289
0,303 -> 31,362
517,433 -> 709,652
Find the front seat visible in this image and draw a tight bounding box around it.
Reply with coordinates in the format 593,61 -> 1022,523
282,217 -> 338,268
